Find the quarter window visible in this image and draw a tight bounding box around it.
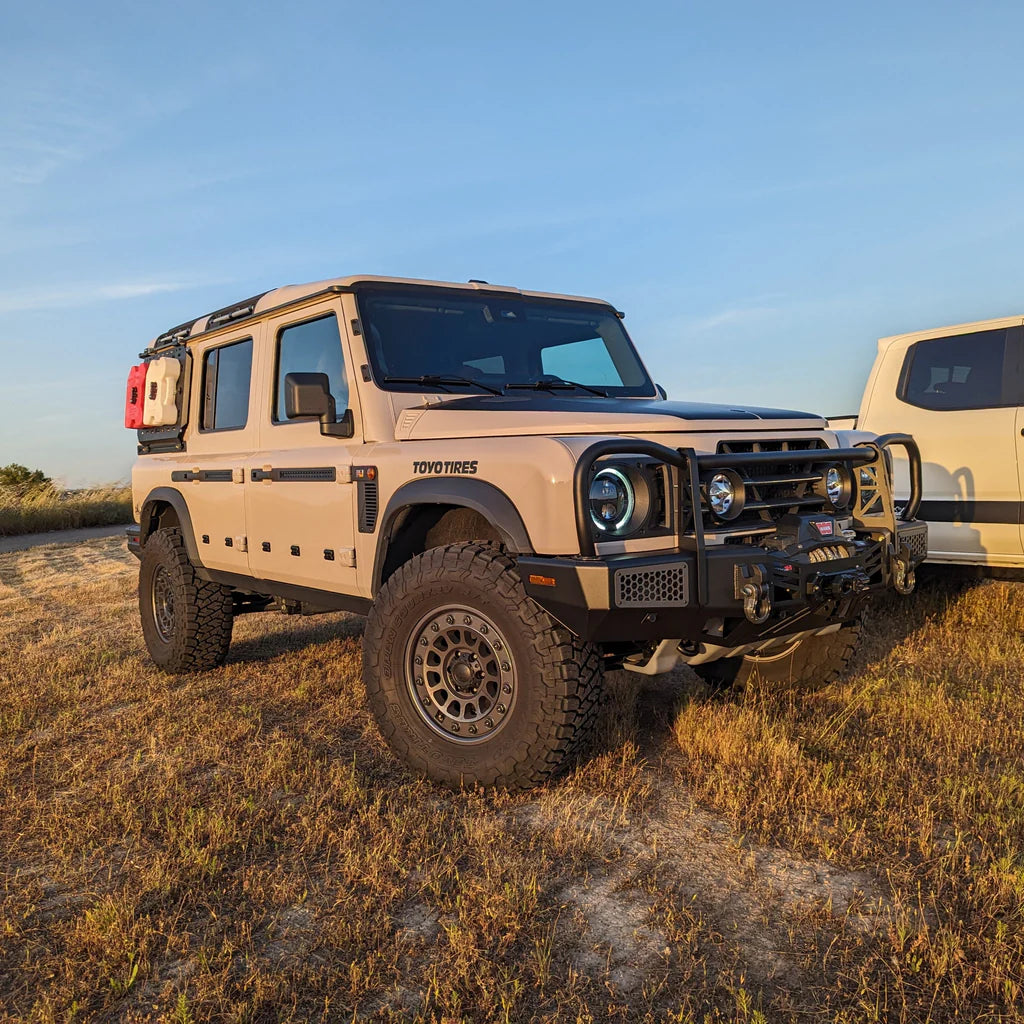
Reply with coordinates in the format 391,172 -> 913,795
899,328 -> 1022,411
274,314 -> 348,423
201,338 -> 252,431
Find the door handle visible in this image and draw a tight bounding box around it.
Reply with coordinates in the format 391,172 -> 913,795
251,468 -> 273,481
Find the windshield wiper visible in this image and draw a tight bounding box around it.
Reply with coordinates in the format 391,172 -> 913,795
505,376 -> 608,397
382,374 -> 503,396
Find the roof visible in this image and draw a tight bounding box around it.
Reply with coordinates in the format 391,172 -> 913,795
149,275 -> 616,350
876,312 -> 1023,354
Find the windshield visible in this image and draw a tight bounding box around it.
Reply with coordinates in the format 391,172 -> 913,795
355,286 -> 656,397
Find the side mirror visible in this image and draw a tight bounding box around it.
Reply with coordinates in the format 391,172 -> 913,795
655,383 -> 667,400
284,372 -> 354,438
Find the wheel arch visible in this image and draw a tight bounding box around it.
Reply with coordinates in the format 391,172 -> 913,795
372,479 -> 533,595
139,487 -> 202,564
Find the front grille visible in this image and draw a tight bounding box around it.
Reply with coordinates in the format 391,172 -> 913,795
614,563 -> 690,607
707,439 -> 830,530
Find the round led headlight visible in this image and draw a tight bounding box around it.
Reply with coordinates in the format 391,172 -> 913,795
589,467 -> 635,533
706,469 -> 745,521
822,465 -> 853,510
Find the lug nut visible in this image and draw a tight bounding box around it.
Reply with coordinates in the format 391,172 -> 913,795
415,656 -> 422,665
485,718 -> 494,728
446,614 -> 454,624
469,725 -> 477,734
503,684 -> 511,693
496,703 -> 506,714
464,615 -> 472,625
431,623 -> 439,632
501,662 -> 510,672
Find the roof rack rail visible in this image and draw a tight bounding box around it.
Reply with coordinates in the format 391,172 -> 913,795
205,291 -> 269,330
153,323 -> 194,348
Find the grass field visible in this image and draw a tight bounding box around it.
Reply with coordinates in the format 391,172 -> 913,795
0,487 -> 133,538
1,536 -> 1022,1023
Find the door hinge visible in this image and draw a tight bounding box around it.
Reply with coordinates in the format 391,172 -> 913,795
337,548 -> 356,568
235,536 -> 248,552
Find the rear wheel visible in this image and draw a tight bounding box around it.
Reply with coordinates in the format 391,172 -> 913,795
693,619 -> 862,693
139,527 -> 234,673
363,543 -> 604,790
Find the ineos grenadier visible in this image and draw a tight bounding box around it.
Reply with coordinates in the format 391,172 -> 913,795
127,275 -> 927,788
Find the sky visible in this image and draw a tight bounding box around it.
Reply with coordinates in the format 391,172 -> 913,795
3,0 -> 1024,485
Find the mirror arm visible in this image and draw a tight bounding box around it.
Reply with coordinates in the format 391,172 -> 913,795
321,408 -> 354,438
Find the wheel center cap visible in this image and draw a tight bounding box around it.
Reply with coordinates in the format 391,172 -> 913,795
449,659 -> 475,687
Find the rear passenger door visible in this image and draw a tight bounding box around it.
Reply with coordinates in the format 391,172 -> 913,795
246,303 -> 361,594
185,330 -> 257,574
896,324 -> 1024,561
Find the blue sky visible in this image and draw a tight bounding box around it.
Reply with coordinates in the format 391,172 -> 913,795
3,1 -> 1024,484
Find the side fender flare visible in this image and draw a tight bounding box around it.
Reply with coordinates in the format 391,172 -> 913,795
139,487 -> 202,565
372,478 -> 533,593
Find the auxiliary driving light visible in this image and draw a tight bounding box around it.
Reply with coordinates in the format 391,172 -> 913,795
822,465 -> 853,510
707,469 -> 745,521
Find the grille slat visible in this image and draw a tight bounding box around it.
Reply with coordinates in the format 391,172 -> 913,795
706,439 -> 831,530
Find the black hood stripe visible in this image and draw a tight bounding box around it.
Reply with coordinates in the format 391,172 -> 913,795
428,396 -> 822,421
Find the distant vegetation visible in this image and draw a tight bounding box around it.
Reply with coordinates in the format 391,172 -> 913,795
0,464 -> 132,537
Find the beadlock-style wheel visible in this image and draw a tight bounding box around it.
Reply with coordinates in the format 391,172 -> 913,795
406,605 -> 516,742
151,565 -> 176,643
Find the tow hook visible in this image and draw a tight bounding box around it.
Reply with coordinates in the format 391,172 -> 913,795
735,564 -> 772,624
892,548 -> 916,595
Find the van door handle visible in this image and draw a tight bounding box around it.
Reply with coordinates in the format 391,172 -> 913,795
251,468 -> 273,481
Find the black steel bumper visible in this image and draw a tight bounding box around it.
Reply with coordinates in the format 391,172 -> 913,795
523,433 -> 927,648
520,518 -> 927,646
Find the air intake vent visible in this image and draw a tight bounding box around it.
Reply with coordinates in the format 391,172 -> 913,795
358,479 -> 379,533
614,563 -> 689,607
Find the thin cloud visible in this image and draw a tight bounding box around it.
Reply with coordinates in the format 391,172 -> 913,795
0,279 -> 195,315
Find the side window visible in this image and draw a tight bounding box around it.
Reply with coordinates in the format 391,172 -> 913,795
201,338 -> 253,431
899,328 -> 1021,411
541,336 -> 623,387
274,314 -> 348,423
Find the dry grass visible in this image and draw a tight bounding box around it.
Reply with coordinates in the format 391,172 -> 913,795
1,540 -> 1022,1022
0,487 -> 133,537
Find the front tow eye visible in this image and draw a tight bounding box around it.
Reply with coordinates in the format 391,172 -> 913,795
740,582 -> 772,624
735,563 -> 772,624
893,554 -> 916,596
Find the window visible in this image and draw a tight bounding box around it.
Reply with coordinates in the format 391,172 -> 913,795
541,336 -> 623,387
900,328 -> 1022,411
357,286 -> 656,397
274,314 -> 348,423
201,338 -> 252,431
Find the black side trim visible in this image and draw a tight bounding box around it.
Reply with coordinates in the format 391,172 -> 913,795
372,478 -> 533,593
918,499 -> 1022,525
194,568 -> 372,615
250,467 -> 337,482
171,469 -> 234,482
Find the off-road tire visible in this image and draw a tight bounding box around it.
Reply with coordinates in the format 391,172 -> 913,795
139,527 -> 234,674
693,618 -> 862,693
363,543 -> 604,790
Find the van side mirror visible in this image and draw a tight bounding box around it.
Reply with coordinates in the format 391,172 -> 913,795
655,383 -> 667,400
284,372 -> 354,438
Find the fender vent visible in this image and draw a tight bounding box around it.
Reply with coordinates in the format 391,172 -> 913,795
614,563 -> 690,607
358,479 -> 379,533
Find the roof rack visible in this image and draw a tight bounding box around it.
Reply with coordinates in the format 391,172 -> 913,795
152,290 -> 269,350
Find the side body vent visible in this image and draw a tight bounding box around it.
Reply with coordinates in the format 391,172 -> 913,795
356,468 -> 379,533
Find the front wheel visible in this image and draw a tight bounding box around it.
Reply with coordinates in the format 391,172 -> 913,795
362,543 -> 604,790
692,618 -> 862,693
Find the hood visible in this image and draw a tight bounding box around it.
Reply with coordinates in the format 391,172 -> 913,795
394,396 -> 827,441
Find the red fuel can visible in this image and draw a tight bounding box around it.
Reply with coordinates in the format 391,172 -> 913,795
125,363 -> 149,428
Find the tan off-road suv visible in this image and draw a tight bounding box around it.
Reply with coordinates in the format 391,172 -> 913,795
127,275 -> 927,789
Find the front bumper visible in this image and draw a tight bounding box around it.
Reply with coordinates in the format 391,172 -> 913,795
519,518 -> 927,647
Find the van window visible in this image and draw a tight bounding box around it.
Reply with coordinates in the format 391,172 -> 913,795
274,314 -> 348,423
201,338 -> 252,431
899,328 -> 1022,410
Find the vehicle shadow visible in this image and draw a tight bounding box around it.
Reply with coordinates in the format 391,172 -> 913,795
225,611 -> 367,664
